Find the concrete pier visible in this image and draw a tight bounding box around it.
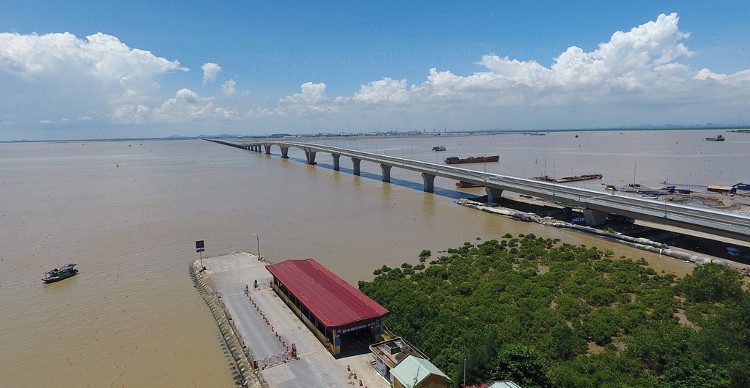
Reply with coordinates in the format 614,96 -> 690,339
195,253 -> 387,388
352,158 -> 361,176
332,153 -> 341,171
305,150 -> 317,165
421,173 -> 435,193
584,208 -> 609,226
264,144 -> 272,155
280,146 -> 289,159
380,164 -> 391,183
486,187 -> 504,204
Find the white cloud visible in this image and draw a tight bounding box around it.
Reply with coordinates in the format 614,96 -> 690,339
201,62 -> 221,84
112,104 -> 152,123
221,79 -> 236,95
3,13 -> 750,139
263,13 -> 750,131
348,78 -> 410,103
0,32 -> 187,129
0,32 -> 186,81
152,88 -> 236,123
276,82 -> 333,114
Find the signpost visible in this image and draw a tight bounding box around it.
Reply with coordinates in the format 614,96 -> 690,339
195,240 -> 205,260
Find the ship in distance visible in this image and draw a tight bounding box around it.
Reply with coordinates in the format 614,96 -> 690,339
444,155 -> 499,164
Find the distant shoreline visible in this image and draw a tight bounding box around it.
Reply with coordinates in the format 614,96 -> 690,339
2,125 -> 750,143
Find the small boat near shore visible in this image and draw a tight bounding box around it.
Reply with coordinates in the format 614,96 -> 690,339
456,181 -> 484,188
445,155 -> 499,164
535,174 -> 603,183
432,145 -> 446,151
43,263 -> 78,283
705,135 -> 725,141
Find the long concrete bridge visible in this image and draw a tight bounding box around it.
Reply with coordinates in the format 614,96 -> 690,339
209,139 -> 750,242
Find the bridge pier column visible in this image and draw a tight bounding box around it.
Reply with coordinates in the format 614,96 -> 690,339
583,208 -> 608,226
332,153 -> 341,171
421,173 -> 435,193
305,150 -> 317,165
264,144 -> 272,155
254,144 -> 260,152
280,146 -> 289,159
380,164 -> 392,183
352,158 -> 361,175
563,207 -> 573,221
485,187 -> 504,204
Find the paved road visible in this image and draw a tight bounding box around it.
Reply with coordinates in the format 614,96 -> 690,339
200,253 -> 386,388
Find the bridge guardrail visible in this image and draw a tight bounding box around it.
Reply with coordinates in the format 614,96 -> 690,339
238,140 -> 750,238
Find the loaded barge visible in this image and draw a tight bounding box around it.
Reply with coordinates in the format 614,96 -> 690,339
456,181 -> 484,188
535,174 -> 603,183
445,155 -> 499,164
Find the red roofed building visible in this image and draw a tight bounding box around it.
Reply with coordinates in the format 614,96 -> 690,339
267,259 -> 389,355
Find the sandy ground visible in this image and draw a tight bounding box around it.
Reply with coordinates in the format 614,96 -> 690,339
199,252 -> 387,388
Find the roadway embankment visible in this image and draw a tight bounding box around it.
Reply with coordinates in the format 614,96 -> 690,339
190,256 -> 264,388
456,199 -> 744,270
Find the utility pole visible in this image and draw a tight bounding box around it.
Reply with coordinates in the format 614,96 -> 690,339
253,233 -> 261,261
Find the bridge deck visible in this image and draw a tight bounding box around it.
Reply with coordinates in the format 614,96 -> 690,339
211,139 -> 750,242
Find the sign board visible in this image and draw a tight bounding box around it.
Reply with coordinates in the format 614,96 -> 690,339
338,320 -> 378,334
195,240 -> 205,252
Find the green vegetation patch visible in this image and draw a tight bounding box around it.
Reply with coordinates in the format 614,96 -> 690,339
359,234 -> 750,387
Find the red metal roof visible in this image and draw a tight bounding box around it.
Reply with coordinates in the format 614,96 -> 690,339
266,259 -> 389,329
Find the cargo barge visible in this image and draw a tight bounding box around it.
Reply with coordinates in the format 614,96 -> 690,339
705,135 -> 725,141
444,155 -> 499,164
456,181 -> 484,188
534,174 -> 603,183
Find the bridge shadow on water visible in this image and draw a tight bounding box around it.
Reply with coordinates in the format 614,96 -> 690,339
281,155 -> 478,200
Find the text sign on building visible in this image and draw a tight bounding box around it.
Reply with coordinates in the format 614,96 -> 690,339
338,320 -> 379,334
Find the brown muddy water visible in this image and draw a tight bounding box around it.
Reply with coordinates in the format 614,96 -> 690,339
0,130 -> 745,386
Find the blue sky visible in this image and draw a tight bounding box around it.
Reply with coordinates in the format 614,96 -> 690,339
1,1 -> 749,139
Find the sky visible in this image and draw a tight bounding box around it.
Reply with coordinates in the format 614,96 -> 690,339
1,1 -> 749,140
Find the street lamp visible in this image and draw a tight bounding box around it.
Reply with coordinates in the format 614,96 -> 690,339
253,233 -> 261,260
463,358 -> 467,386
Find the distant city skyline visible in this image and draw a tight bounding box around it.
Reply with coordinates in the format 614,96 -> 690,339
1,1 -> 749,140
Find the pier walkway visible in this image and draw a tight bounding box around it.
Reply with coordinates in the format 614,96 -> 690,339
199,253 -> 387,388
209,139 -> 750,242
